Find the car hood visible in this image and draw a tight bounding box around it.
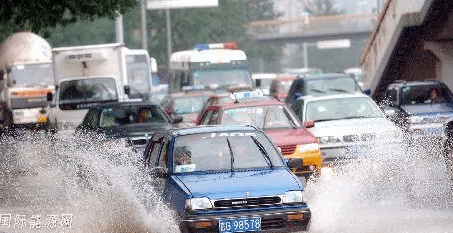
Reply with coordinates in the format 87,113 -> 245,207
265,128 -> 317,146
401,103 -> 453,116
173,168 -> 301,199
308,117 -> 401,145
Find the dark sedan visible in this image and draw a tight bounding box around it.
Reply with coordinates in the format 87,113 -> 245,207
75,101 -> 182,153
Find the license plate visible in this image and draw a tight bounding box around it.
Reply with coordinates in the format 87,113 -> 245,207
219,217 -> 261,233
424,127 -> 443,137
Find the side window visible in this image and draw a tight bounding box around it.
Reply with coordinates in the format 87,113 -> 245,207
181,72 -> 189,87
208,111 -> 221,125
82,109 -> 98,127
158,137 -> 169,169
200,99 -> 213,115
146,135 -> 164,167
200,109 -> 215,125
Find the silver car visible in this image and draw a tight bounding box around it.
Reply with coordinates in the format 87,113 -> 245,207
291,93 -> 404,166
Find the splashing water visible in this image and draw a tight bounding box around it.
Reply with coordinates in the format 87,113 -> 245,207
0,130 -> 180,233
305,135 -> 453,233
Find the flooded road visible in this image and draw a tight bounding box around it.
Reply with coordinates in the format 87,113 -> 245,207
1,131 -> 453,232
0,131 -> 179,233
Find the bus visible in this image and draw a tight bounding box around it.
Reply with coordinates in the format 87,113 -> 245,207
169,42 -> 253,93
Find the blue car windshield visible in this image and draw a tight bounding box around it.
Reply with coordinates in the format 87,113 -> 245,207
173,131 -> 284,173
306,76 -> 359,95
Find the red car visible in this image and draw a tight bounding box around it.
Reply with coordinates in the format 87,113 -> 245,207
196,90 -> 322,177
196,91 -> 273,124
160,87 -> 215,127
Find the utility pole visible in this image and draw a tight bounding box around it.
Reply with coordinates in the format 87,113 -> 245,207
115,12 -> 124,43
141,0 -> 148,50
166,9 -> 172,66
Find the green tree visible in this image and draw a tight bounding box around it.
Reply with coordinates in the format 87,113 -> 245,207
0,0 -> 137,42
304,0 -> 341,16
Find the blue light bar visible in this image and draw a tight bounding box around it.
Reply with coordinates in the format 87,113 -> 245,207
193,43 -> 210,51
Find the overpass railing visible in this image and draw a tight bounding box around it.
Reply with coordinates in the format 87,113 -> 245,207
244,14 -> 377,40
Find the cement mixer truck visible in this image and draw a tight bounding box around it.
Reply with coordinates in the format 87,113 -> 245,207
0,32 -> 54,131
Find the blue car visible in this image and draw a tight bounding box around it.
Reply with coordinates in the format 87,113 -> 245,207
143,125 -> 311,233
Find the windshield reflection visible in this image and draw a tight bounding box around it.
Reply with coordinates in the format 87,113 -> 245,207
305,97 -> 384,122
193,69 -> 252,88
173,131 -> 284,173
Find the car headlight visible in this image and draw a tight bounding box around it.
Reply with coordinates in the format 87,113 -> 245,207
185,197 -> 213,211
298,143 -> 319,153
283,191 -> 304,203
410,116 -> 424,124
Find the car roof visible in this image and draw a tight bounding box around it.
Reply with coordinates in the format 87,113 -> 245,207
387,80 -> 443,88
168,90 -> 215,98
210,96 -> 283,109
168,125 -> 260,136
89,101 -> 160,109
297,92 -> 371,102
296,73 -> 353,80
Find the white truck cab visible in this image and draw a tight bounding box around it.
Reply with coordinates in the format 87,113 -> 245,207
47,43 -> 129,132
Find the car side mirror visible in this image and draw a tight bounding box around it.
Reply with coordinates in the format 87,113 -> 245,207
287,158 -> 303,170
363,88 -> 371,95
124,85 -> 131,95
172,115 -> 183,124
294,92 -> 302,100
46,92 -> 53,102
303,120 -> 314,128
151,166 -> 168,178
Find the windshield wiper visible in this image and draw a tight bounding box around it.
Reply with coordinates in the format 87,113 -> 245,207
328,88 -> 350,93
250,136 -> 273,169
309,88 -> 324,93
226,137 -> 235,172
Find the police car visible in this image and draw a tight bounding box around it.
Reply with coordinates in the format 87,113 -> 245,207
144,125 -> 311,233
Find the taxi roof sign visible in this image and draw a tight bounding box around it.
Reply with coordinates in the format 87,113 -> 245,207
230,89 -> 264,100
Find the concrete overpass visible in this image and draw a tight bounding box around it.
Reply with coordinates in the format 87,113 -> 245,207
245,14 -> 376,44
360,0 -> 453,100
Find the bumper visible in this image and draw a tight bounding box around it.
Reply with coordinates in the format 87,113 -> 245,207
181,207 -> 311,233
408,123 -> 445,140
320,141 -> 402,166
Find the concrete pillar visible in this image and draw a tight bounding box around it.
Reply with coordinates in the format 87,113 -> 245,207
424,41 -> 453,90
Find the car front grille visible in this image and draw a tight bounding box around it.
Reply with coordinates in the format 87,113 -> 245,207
214,196 -> 281,208
279,145 -> 296,155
